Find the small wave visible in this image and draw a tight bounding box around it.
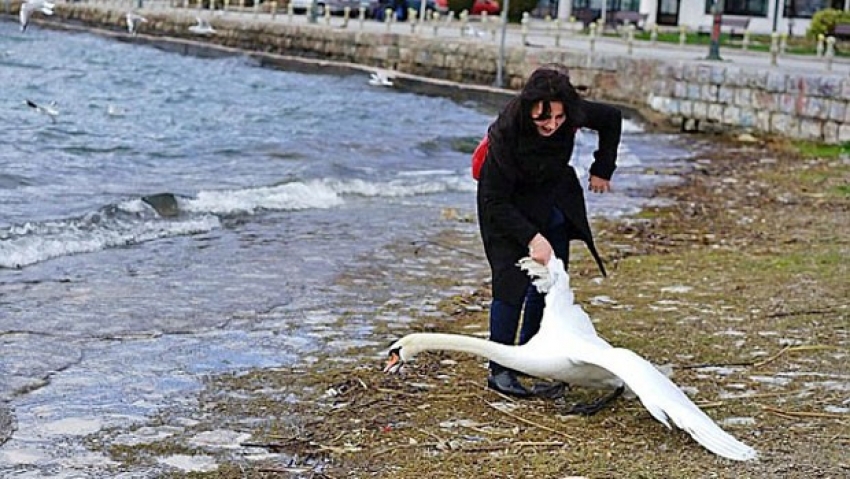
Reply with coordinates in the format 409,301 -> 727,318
182,180 -> 345,215
622,118 -> 646,133
0,173 -> 472,268
0,207 -> 220,269
0,173 -> 32,189
320,175 -> 475,197
61,145 -> 134,155
180,174 -> 473,215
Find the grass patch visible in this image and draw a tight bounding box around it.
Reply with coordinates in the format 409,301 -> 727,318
791,140 -> 850,158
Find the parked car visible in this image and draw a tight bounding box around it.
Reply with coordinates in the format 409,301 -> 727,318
471,0 -> 499,15
289,0 -> 367,16
433,0 -> 499,15
369,0 -> 445,20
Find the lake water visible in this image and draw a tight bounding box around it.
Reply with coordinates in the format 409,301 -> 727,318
0,19 -> 695,476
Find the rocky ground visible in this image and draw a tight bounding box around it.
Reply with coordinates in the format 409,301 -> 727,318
94,132 -> 849,478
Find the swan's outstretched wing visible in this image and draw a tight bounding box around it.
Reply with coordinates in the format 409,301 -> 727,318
571,343 -> 757,461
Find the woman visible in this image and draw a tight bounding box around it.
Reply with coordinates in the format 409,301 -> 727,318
477,65 -> 622,397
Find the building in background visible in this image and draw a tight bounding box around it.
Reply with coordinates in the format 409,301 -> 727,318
555,0 -> 846,35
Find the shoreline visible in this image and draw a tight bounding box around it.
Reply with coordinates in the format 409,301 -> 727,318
90,135 -> 849,477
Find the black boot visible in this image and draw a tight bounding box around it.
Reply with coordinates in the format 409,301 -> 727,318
530,381 -> 567,399
487,369 -> 531,397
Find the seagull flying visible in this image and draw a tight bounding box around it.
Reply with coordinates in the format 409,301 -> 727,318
188,17 -> 216,35
20,0 -> 55,32
25,99 -> 59,123
126,12 -> 148,36
368,70 -> 393,87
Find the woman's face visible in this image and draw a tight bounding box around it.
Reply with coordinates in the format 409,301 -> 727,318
530,100 -> 566,137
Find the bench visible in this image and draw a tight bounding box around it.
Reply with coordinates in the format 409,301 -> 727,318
573,8 -> 599,28
611,10 -> 648,29
698,17 -> 751,38
831,23 -> 850,40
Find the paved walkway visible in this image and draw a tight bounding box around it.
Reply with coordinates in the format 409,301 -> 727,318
53,1 -> 850,75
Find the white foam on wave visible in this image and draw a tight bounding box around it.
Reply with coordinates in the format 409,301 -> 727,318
622,117 -> 645,133
321,175 -> 475,197
181,176 -> 475,216
1,173 -> 473,268
0,215 -> 220,269
182,179 -> 344,215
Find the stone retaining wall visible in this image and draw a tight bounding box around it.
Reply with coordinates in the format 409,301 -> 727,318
8,3 -> 850,143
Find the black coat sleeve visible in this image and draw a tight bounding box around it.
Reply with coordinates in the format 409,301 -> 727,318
477,153 -> 538,250
582,100 -> 622,181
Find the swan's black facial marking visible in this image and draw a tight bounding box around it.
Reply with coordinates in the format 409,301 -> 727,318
384,346 -> 403,373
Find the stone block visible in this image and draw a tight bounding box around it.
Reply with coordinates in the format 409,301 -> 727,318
823,121 -> 840,144
686,83 -> 701,100
734,88 -> 752,107
756,110 -> 771,132
692,101 -> 708,119
679,99 -> 693,117
721,105 -> 741,125
707,103 -> 723,122
798,118 -> 824,141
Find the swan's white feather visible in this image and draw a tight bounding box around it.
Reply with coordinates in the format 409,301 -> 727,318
387,255 -> 758,461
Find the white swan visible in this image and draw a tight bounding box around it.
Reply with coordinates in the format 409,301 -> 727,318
19,0 -> 54,32
385,255 -> 758,462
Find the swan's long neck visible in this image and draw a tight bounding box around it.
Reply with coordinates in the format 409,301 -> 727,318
405,333 -> 522,368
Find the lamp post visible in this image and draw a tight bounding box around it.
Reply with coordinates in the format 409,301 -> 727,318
707,0 -> 724,60
309,0 -> 319,23
495,0 -> 510,87
772,0 -> 781,32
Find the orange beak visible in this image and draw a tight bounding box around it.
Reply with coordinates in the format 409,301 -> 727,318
384,351 -> 401,373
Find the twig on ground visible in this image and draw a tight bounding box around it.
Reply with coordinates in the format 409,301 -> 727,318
681,344 -> 838,370
754,344 -> 838,368
481,397 -> 577,440
760,404 -> 848,420
680,361 -> 754,370
766,306 -> 846,318
370,441 -> 443,456
513,440 -> 567,449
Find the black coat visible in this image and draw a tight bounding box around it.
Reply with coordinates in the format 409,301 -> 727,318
476,100 -> 622,305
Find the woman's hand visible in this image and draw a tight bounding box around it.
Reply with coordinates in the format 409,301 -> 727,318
589,175 -> 611,194
528,234 -> 552,265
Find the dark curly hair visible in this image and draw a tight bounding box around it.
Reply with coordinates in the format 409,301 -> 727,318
487,64 -> 585,177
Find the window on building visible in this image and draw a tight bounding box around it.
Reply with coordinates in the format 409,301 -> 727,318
704,0 -> 768,16
784,0 -> 843,18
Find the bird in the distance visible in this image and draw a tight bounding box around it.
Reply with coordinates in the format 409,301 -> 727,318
188,17 -> 216,35
19,0 -> 55,32
25,99 -> 59,123
126,12 -> 148,36
368,70 -> 393,87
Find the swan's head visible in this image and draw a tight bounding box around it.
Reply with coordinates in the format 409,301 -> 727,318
383,334 -> 425,374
